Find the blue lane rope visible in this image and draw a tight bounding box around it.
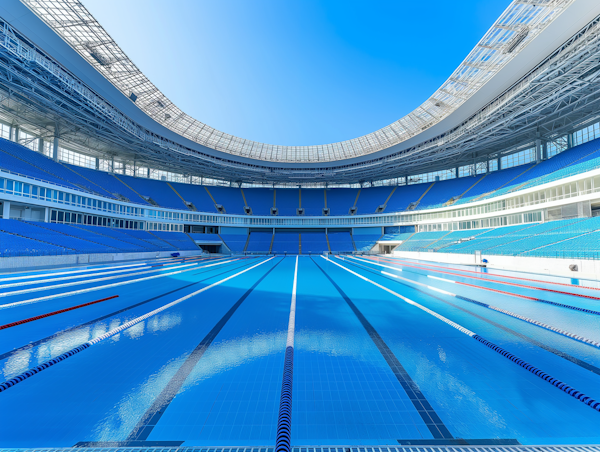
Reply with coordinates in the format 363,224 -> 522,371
0,343 -> 90,392
332,256 -> 600,414
275,256 -> 298,452
472,335 -> 600,412
275,346 -> 295,452
0,257 -> 274,393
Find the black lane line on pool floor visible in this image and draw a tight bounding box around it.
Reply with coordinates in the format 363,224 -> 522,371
312,258 -> 453,440
341,258 -> 600,377
0,258 -> 258,363
117,257 -> 284,446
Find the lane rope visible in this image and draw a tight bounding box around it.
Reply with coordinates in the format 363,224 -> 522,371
326,256 -> 600,413
383,256 -> 600,291
0,266 -> 151,290
369,256 -> 600,300
0,295 -> 119,331
276,256 -> 299,452
0,258 -> 258,363
0,259 -> 238,311
0,263 -> 198,299
353,256 -> 600,348
0,262 -> 147,283
365,257 -> 600,316
0,257 -> 274,393
341,256 -> 600,377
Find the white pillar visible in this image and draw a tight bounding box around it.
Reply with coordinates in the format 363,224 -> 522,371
38,137 -> 44,154
52,136 -> 59,161
2,201 -> 11,219
44,207 -> 50,222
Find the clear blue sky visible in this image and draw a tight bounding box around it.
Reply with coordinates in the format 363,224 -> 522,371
81,0 -> 509,146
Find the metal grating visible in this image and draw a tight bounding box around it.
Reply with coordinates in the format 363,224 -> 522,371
20,0 -> 573,163
2,446 -> 600,452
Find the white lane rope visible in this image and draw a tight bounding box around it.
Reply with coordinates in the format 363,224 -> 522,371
324,256 -> 600,413
0,259 -> 240,311
0,257 -> 275,393
325,256 -> 475,336
0,262 -> 147,283
287,256 -> 299,348
0,263 -> 199,299
275,255 -> 299,452
352,256 -> 600,349
0,265 -> 152,290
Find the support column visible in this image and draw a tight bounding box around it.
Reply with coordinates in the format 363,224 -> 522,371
95,157 -> 99,170
147,167 -> 150,178
497,156 -> 502,170
52,136 -> 59,161
111,156 -> 115,173
13,125 -> 19,143
536,138 -> 542,163
2,200 -> 11,219
567,133 -> 573,149
44,207 -> 50,222
542,140 -> 548,160
37,137 -> 44,154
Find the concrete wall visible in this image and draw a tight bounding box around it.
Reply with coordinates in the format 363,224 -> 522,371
392,250 -> 600,281
0,249 -> 202,271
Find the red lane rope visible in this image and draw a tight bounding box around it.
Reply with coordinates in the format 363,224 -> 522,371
366,256 -> 600,301
0,295 -> 119,330
454,281 -> 539,301
375,255 -> 600,291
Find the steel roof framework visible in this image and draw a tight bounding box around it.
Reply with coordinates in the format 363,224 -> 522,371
20,0 -> 573,163
0,3 -> 600,184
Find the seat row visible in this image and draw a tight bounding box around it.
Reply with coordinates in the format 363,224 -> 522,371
3,136 -> 600,215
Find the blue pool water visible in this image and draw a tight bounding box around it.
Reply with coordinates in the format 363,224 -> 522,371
0,254 -> 599,447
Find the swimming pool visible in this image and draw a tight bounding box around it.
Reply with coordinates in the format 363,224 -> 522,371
1,254 -> 599,448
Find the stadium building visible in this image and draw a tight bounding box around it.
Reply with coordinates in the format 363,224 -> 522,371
1,0 -> 600,449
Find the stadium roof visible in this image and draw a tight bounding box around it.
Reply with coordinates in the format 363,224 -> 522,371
17,0 -> 575,163
2,0 -> 600,184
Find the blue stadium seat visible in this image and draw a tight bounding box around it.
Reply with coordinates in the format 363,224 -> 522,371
206,186 -> 246,215
355,186 -> 393,214
271,232 -> 299,253
300,231 -> 328,254
327,231 -> 354,252
0,143 -> 84,192
385,183 -> 431,212
301,189 -> 325,216
326,188 -> 359,216
117,174 -> 188,210
169,182 -> 218,213
243,188 -> 273,216
67,165 -> 150,205
220,232 -> 248,252
0,229 -> 71,257
275,189 -> 299,216
417,176 -> 484,210
353,234 -> 381,252
393,231 -> 450,252
246,231 -> 273,252
121,229 -> 177,251
148,231 -> 199,250
0,139 -> 117,198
